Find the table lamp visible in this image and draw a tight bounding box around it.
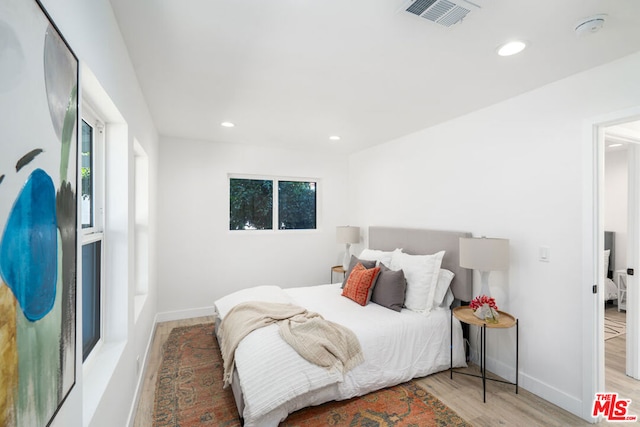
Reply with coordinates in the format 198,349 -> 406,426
336,226 -> 360,270
459,236 -> 509,298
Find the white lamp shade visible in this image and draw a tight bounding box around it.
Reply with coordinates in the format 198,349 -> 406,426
336,226 -> 360,244
459,237 -> 509,271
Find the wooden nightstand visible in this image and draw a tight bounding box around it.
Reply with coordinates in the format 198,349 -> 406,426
330,265 -> 346,283
450,305 -> 518,402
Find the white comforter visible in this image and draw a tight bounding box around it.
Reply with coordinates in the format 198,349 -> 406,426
605,277 -> 618,301
214,283 -> 467,427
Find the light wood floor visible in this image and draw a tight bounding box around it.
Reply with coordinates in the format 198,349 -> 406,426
133,316 -> 216,427
418,306 -> 638,426
602,305 -> 639,423
133,310 -> 638,426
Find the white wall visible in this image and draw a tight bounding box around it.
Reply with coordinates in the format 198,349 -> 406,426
348,51 -> 640,419
157,137 -> 350,315
29,1 -> 640,422
605,148 -> 628,272
35,0 -> 159,426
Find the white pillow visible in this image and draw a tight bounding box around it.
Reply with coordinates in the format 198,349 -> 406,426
359,248 -> 402,267
434,288 -> 455,310
389,250 -> 445,313
432,269 -> 455,309
604,249 -> 611,279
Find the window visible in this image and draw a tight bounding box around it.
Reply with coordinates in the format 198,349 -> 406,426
80,107 -> 104,361
278,180 -> 317,230
229,178 -> 273,230
82,239 -> 101,360
229,176 -> 317,231
81,122 -> 94,228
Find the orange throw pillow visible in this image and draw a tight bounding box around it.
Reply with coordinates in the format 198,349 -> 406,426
342,263 -> 381,306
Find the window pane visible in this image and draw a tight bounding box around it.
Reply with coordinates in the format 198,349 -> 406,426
278,181 -> 317,230
229,179 -> 273,230
81,120 -> 94,229
82,240 -> 101,361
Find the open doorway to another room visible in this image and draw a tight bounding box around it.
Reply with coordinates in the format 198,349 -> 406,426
603,129 -> 628,375
602,120 -> 640,402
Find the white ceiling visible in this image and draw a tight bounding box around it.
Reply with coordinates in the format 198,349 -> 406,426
108,0 -> 640,154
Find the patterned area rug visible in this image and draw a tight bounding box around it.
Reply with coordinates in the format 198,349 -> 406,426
282,381 -> 469,427
605,317 -> 626,340
153,323 -> 240,426
153,322 -> 470,427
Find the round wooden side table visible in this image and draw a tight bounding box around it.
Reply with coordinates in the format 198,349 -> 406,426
450,305 -> 518,402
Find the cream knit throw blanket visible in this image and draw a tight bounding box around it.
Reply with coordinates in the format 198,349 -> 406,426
218,301 -> 364,388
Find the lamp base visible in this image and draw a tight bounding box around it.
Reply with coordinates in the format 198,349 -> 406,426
342,243 -> 352,271
479,271 -> 491,298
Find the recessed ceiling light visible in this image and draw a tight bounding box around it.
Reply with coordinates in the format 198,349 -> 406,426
496,41 -> 527,57
608,143 -> 623,148
329,136 -> 341,141
221,122 -> 235,128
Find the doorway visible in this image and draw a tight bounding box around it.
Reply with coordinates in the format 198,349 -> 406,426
603,125 -> 631,382
581,106 -> 640,420
601,120 -> 640,378
592,117 -> 640,421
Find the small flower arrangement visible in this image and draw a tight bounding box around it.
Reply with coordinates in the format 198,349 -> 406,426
469,295 -> 497,311
470,295 -> 499,323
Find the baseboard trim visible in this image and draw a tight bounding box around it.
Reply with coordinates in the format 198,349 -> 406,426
485,355 -> 586,422
126,314 -> 158,427
155,306 -> 217,323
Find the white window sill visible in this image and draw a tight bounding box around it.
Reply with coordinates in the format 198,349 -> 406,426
82,340 -> 126,427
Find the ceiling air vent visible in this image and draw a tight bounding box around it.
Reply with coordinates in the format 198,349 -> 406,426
404,0 -> 480,27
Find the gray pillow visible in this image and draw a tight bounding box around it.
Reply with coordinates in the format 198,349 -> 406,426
370,263 -> 406,312
341,255 -> 377,288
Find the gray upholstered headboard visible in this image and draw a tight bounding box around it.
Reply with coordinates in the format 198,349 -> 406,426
605,230 -> 615,279
368,226 -> 473,302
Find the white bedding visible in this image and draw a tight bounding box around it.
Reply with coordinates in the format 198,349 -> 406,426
214,283 -> 467,427
605,277 -> 618,301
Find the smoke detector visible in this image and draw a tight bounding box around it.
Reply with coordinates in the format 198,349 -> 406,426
575,14 -> 606,37
404,0 -> 481,27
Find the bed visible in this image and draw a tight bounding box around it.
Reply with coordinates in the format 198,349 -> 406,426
213,226 -> 472,427
604,231 -> 617,302
603,231 -> 627,310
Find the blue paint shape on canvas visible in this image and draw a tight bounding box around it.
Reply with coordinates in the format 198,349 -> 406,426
0,168 -> 58,321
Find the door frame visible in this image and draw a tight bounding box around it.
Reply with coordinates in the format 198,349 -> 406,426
626,141 -> 640,377
582,106 -> 640,421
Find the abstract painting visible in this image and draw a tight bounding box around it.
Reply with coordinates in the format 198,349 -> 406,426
0,1 -> 78,426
